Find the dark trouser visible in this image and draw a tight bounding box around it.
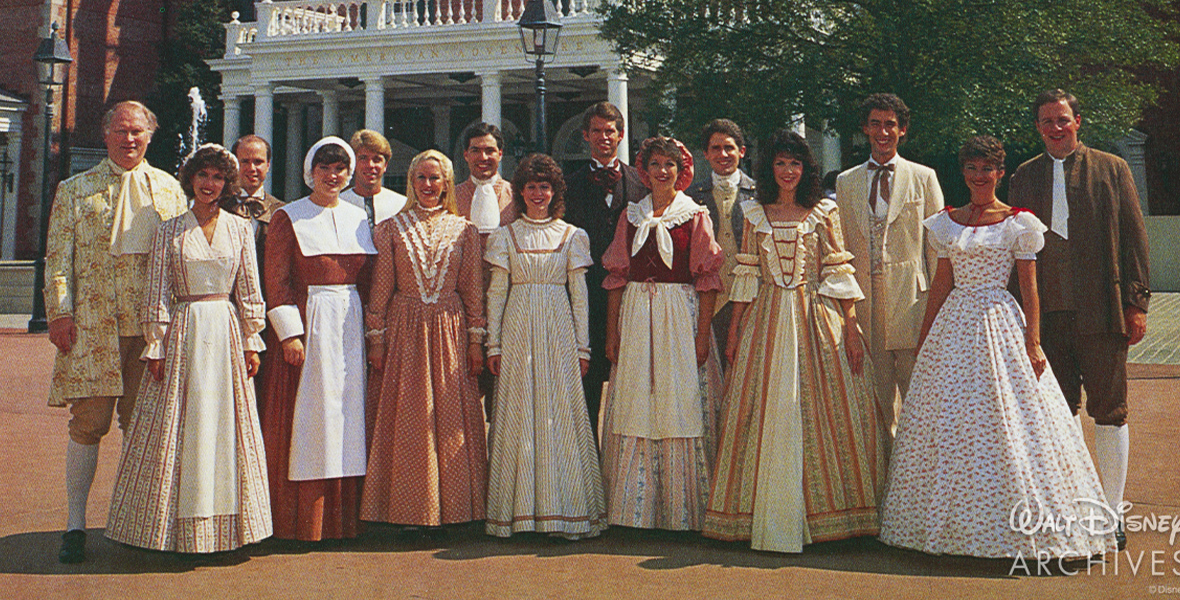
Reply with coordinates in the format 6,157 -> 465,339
583,280 -> 610,441
711,301 -> 733,372
1041,311 -> 1129,426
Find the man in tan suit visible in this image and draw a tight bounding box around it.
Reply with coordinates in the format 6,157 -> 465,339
1009,89 -> 1150,550
454,122 -> 517,413
835,93 -> 944,446
44,101 -> 187,562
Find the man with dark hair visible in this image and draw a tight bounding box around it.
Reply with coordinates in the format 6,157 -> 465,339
835,93 -> 943,450
564,101 -> 647,438
45,101 -> 187,563
228,134 -> 285,271
686,118 -> 755,366
1009,89 -> 1150,550
454,123 -> 517,415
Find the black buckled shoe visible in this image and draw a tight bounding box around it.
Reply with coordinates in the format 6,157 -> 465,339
59,530 -> 86,564
1116,525 -> 1127,551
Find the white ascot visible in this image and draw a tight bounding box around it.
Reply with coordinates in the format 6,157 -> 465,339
627,192 -> 704,269
712,170 -> 741,192
469,174 -> 502,233
1051,157 -> 1068,239
109,160 -> 162,255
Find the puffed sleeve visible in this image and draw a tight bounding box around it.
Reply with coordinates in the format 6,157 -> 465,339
689,211 -> 724,292
484,228 -> 511,357
816,204 -> 864,301
456,222 -> 487,342
264,210 -> 304,342
1009,209 -> 1047,260
601,212 -> 632,290
730,215 -> 761,303
365,217 -> 398,347
233,218 -> 267,353
43,179 -> 77,320
922,209 -> 954,259
140,219 -> 174,360
568,228 -> 592,360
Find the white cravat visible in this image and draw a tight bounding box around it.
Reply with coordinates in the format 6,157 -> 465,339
1051,157 -> 1068,239
712,170 -> 742,192
470,174 -> 501,234
628,193 -> 701,269
109,160 -> 160,255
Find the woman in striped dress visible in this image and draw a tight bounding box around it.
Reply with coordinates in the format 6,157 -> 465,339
703,130 -> 887,553
483,153 -> 606,539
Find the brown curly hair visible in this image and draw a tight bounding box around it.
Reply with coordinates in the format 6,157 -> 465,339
511,153 -> 566,218
635,136 -> 684,172
179,145 -> 240,202
958,135 -> 1006,169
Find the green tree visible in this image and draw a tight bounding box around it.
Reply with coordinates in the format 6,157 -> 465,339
146,0 -> 234,174
599,0 -> 1178,165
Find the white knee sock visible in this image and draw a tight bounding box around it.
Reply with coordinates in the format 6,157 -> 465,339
1094,424 -> 1130,522
65,439 -> 100,532
1075,414 -> 1083,432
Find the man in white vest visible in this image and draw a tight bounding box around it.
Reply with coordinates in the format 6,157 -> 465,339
835,93 -> 944,451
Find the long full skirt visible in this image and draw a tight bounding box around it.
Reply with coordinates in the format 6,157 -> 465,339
361,292 -> 488,525
703,284 -> 886,553
601,282 -> 723,531
106,299 -> 272,552
485,283 -> 606,538
879,288 -> 1117,558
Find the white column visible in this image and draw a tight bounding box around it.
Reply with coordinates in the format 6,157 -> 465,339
319,89 -> 339,138
431,104 -> 451,151
822,127 -> 842,176
479,71 -> 502,128
607,68 -> 629,164
284,101 -> 304,200
222,96 -> 241,145
364,77 -> 385,135
253,84 -> 275,194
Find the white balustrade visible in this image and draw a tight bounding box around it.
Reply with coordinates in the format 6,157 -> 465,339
224,0 -> 598,50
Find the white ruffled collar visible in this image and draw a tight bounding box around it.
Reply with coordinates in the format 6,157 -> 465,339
626,192 -> 705,268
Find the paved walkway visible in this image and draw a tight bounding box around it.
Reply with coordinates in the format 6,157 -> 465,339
0,299 -> 1177,600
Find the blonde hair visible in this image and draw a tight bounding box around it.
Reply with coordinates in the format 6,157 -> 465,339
349,129 -> 392,160
403,150 -> 458,216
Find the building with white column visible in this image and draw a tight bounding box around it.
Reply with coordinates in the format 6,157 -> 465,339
209,0 -> 649,195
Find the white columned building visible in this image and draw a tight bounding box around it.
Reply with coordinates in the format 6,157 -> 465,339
208,0 -> 650,195
606,67 -> 629,162
222,96 -> 242,148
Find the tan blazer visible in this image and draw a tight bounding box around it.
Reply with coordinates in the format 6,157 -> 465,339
835,156 -> 944,350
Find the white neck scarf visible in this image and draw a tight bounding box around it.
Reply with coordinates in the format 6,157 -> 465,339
1051,156 -> 1069,239
469,173 -> 502,233
627,192 -> 704,269
108,160 -> 161,255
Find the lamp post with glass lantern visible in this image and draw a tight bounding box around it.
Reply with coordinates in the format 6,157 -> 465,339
28,21 -> 73,333
518,0 -> 562,154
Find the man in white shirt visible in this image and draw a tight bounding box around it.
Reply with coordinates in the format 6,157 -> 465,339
835,93 -> 944,450
340,129 -> 407,230
454,122 -> 517,234
686,119 -> 755,368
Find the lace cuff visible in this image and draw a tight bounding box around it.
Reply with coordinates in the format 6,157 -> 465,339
468,327 -> 487,344
243,332 -> 266,353
817,266 -> 864,301
140,322 -> 169,360
487,344 -> 502,357
730,260 -> 761,303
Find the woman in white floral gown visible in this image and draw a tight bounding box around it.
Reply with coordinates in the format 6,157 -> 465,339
880,136 -> 1117,559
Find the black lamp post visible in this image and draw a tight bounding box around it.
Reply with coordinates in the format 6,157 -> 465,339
28,22 -> 73,333
518,0 -> 562,154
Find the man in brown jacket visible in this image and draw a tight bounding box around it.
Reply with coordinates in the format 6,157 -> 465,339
1008,89 -> 1151,550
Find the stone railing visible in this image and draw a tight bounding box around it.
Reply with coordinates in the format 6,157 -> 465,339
225,0 -> 597,55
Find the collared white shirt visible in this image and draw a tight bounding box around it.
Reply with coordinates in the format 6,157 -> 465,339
867,154 -> 899,219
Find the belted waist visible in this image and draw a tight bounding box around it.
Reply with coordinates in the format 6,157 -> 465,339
175,293 -> 229,303
308,284 -> 358,297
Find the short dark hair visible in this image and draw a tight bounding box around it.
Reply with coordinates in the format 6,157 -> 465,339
179,145 -> 240,201
311,143 -> 352,169
958,135 -> 1006,169
462,122 -> 504,152
755,129 -> 822,208
701,119 -> 745,151
1032,89 -> 1080,122
232,134 -> 272,161
511,153 -> 566,218
858,93 -> 911,130
636,136 -> 685,172
581,101 -> 625,133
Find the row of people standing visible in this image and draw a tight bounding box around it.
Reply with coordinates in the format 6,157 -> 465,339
47,90 -> 1147,563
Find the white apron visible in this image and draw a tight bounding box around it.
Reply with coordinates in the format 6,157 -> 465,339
288,284 -> 368,481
